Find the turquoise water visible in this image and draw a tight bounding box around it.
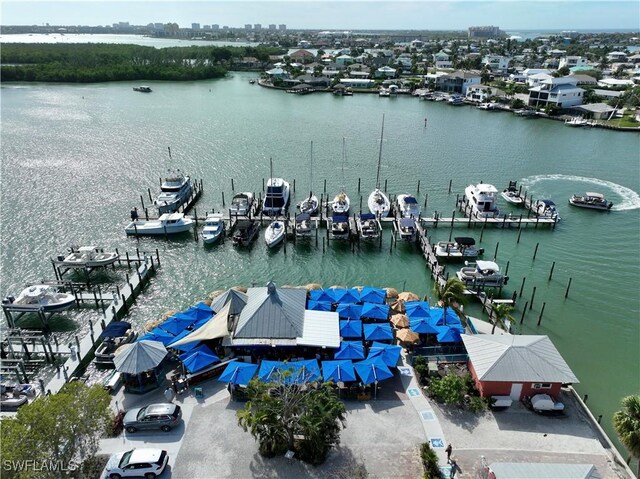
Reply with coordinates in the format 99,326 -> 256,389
1,74 -> 639,455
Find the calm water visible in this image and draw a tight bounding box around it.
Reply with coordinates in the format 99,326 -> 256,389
1,74 -> 639,455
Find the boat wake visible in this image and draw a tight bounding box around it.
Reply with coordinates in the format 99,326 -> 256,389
520,174 -> 640,211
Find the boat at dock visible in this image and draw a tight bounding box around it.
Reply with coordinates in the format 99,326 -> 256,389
435,237 -> 484,261
569,192 -> 613,211
447,95 -> 465,105
500,181 -> 524,205
295,213 -> 313,238
396,217 -> 417,242
262,159 -> 290,216
331,138 -> 351,215
328,215 -> 350,240
379,88 -> 390,97
367,115 -> 391,218
133,86 -> 152,93
532,199 -> 561,221
456,260 -> 508,288
233,219 -> 259,247
125,213 -> 194,236
94,321 -> 137,368
265,220 -> 285,248
464,183 -> 500,218
298,142 -> 319,215
154,169 -> 193,214
58,246 -> 119,268
514,108 -> 539,118
357,213 -> 381,241
397,194 -> 421,218
2,285 -> 75,313
202,213 -> 225,244
229,192 -> 254,216
477,102 -> 499,110
565,116 -> 589,127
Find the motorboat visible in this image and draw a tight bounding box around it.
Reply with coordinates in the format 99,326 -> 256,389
379,88 -> 390,97
0,387 -> 30,409
298,141 -> 319,215
2,285 -> 75,313
514,108 -> 538,118
295,213 -> 312,238
229,192 -> 254,216
532,199 -> 561,221
133,86 -> 152,93
154,170 -> 193,214
249,80 -> 256,84
477,102 -> 499,110
456,260 -> 508,288
58,246 -> 119,268
448,95 -> 464,105
500,181 -> 524,205
233,219 -> 259,247
464,183 -> 500,218
368,115 -> 391,218
125,213 -> 194,236
397,217 -> 417,242
202,213 -> 225,244
569,192 -> 613,211
265,220 -> 286,248
94,321 -> 137,368
419,91 -> 434,101
565,116 -> 589,127
397,194 -> 421,218
435,237 -> 484,261
262,160 -> 290,217
332,138 -> 351,215
328,215 -> 350,240
357,213 -> 381,241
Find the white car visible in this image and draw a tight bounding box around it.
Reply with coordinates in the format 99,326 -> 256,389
105,448 -> 168,479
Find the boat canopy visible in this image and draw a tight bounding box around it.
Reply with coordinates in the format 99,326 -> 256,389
100,321 -> 131,338
475,260 -> 500,272
399,218 -> 415,228
585,192 -> 604,199
360,213 -> 376,221
296,213 -> 310,221
403,196 -> 418,204
540,199 -> 556,206
332,215 -> 348,223
454,237 -> 476,246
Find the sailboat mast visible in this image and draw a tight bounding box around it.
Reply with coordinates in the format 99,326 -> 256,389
341,137 -> 346,191
309,141 -> 313,199
269,157 -> 273,183
375,114 -> 385,190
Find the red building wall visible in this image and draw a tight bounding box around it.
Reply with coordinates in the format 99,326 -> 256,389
468,360 -> 562,399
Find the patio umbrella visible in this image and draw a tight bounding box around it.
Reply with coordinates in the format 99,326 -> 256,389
435,326 -> 463,343
182,350 -> 221,374
322,360 -> 356,383
305,283 -> 323,291
396,329 -> 420,344
193,302 -> 214,319
331,288 -> 360,304
114,340 -> 167,375
368,341 -> 402,367
340,319 -> 363,338
159,314 -> 195,335
218,361 -> 258,385
398,291 -> 420,302
309,289 -> 334,302
430,307 -> 462,326
359,287 -> 386,304
334,341 -> 365,360
410,318 -> 439,334
178,344 -> 215,361
139,327 -> 176,346
354,357 -> 394,385
385,287 -> 399,299
405,301 -> 431,320
363,323 -> 394,341
390,314 -> 410,329
257,360 -> 321,384
308,300 -> 333,312
336,303 -> 363,320
361,303 -> 390,321
257,360 -> 284,382
390,299 -> 406,314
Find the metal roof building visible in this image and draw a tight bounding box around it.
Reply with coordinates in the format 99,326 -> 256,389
489,462 -> 600,479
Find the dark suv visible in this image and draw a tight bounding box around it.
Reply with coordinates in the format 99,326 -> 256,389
123,403 -> 182,433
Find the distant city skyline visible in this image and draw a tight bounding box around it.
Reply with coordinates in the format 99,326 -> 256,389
1,1 -> 638,31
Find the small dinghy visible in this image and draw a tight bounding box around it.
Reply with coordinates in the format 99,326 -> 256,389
265,220 -> 285,248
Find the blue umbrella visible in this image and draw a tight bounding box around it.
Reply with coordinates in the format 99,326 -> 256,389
334,341 -> 365,360
410,318 -> 439,334
336,303 -> 363,320
139,327 -> 176,346
182,350 -> 220,374
159,314 -> 195,335
368,341 -> 402,367
257,360 -> 321,384
309,289 -> 334,302
193,302 -> 214,318
436,326 -> 463,343
354,357 -> 394,385
322,360 -> 356,382
363,323 -> 394,341
359,287 -> 386,304
257,360 -> 284,381
178,344 -> 214,361
361,303 -> 390,321
218,361 -> 258,385
340,319 -> 363,338
99,321 -> 131,339
430,307 -> 462,326
168,329 -> 200,352
405,301 -> 431,319
308,300 -> 333,312
331,288 -> 360,304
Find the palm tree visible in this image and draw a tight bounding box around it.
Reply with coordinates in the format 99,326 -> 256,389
613,395 -> 640,475
434,278 -> 467,327
490,303 -> 515,334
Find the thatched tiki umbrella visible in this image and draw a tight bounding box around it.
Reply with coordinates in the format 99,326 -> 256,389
390,299 -> 406,314
396,329 -> 420,344
390,313 -> 410,329
398,291 -> 420,302
385,287 -> 399,300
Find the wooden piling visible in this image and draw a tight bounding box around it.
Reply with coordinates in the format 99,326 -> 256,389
148,187 -> 152,202
529,286 -> 537,310
448,179 -> 452,193
323,179 -> 327,193
532,242 -> 539,260
140,194 -> 145,210
417,180 -> 420,194
519,277 -> 526,298
537,302 -> 546,326
357,178 -> 361,192
231,178 -> 235,191
424,193 -> 428,209
493,242 -> 499,261
384,179 -> 388,192
505,260 -> 510,276
517,227 -> 522,243
520,301 -> 529,324
548,261 -> 556,281
222,191 -> 225,206
565,277 -> 572,298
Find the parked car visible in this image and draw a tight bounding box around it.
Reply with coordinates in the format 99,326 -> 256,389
104,448 -> 168,479
123,403 -> 182,433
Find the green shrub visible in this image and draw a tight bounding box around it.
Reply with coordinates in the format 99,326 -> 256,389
420,442 -> 441,478
414,356 -> 429,384
429,373 -> 466,405
467,395 -> 488,413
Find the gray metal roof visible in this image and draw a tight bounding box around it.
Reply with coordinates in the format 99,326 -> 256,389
233,283 -> 306,339
462,334 -> 579,383
211,288 -> 248,316
489,463 -> 600,479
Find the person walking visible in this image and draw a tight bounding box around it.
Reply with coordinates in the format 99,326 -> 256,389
449,458 -> 457,479
445,443 -> 453,463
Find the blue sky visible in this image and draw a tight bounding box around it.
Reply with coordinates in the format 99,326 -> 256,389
1,1 -> 638,30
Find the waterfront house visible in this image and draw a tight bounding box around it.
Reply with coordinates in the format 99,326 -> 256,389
527,72 -> 554,87
559,56 -> 589,69
482,54 -> 511,73
375,66 -> 397,79
466,84 -> 502,103
528,77 -> 584,109
573,103 -> 617,120
461,334 -> 579,401
437,70 -> 481,95
339,78 -> 376,89
265,67 -> 289,81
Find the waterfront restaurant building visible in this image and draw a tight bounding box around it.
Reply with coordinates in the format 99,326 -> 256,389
461,334 -> 579,400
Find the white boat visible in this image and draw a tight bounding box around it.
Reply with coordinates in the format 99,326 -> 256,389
397,194 -> 421,218
328,215 -> 350,240
229,192 -> 254,216
448,95 -> 464,105
500,181 -> 524,205
367,115 -> 391,218
2,285 -> 75,313
295,213 -> 313,238
379,88 -> 390,97
435,237 -> 485,261
154,169 -> 193,214
59,246 -> 119,268
357,213 -> 381,241
477,102 -> 499,110
202,213 -> 225,244
464,183 -> 500,218
397,217 -> 417,242
569,192 -> 613,211
265,220 -> 286,247
331,138 -> 351,215
456,260 -> 508,288
233,219 -> 260,247
125,213 -> 194,236
262,159 -> 290,216
299,142 -> 319,215
532,199 -> 561,220
565,116 -> 589,127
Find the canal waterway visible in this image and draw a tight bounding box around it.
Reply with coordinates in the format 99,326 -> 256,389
1,73 -> 639,455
